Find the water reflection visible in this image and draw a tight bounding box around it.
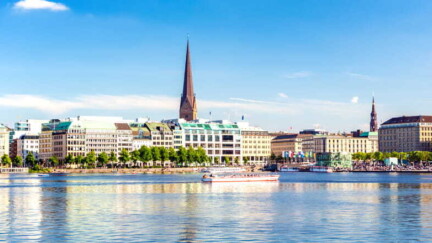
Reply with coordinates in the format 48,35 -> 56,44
1,174 -> 432,241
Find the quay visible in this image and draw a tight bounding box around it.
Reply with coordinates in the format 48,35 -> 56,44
0,168 -> 29,174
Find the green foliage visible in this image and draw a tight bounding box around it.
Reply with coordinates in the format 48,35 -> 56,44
97,152 -> 109,167
168,147 -> 178,163
151,147 -> 161,161
139,146 -> 153,162
109,151 -> 117,163
1,154 -> 12,167
186,146 -> 197,163
243,156 -> 249,164
160,147 -> 169,162
270,153 -> 276,161
223,156 -> 230,165
25,152 -> 37,167
65,154 -> 75,164
13,156 -> 23,167
214,157 -> 220,164
86,151 -> 97,168
119,149 -> 131,164
48,156 -> 59,167
29,164 -> 51,173
130,150 -> 140,163
177,146 -> 188,165
195,147 -> 207,165
234,157 -> 240,165
75,155 -> 85,165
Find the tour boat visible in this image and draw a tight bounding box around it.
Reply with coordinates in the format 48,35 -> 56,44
201,167 -> 246,174
279,166 -> 300,172
309,166 -> 334,173
201,173 -> 279,182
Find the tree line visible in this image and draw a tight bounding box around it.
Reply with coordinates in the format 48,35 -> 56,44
0,146 -> 244,169
352,151 -> 432,163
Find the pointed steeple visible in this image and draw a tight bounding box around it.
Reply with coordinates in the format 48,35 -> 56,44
370,96 -> 378,132
179,38 -> 197,121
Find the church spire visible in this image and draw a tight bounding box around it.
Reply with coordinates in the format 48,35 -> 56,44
370,96 -> 378,132
179,39 -> 197,121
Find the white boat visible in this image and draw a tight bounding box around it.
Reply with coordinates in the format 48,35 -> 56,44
309,166 -> 333,173
201,167 -> 246,174
201,173 -> 279,182
279,166 -> 300,172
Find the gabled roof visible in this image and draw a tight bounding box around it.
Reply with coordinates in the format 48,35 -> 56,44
382,116 -> 432,125
115,123 -> 131,130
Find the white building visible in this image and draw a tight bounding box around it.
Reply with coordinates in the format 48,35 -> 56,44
17,135 -> 40,160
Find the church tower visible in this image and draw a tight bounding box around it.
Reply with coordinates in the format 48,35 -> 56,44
370,97 -> 378,132
179,39 -> 197,121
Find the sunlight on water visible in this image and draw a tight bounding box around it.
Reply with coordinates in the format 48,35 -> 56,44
1,173 -> 432,242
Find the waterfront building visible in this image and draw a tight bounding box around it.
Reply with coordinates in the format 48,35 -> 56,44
165,119 -> 242,163
0,125 -> 10,157
115,123 -> 133,152
379,115 -> 432,152
16,135 -> 40,160
314,134 -> 378,153
236,122 -> 272,165
271,134 -> 305,157
179,40 -> 198,121
145,122 -> 174,148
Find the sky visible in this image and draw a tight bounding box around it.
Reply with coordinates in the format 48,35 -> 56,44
1,0 -> 432,132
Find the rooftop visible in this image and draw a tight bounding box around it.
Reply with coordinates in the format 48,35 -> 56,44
382,116 -> 432,125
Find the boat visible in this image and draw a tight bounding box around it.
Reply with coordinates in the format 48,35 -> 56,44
201,167 -> 246,174
309,166 -> 334,173
38,174 -> 49,177
279,166 -> 300,172
201,173 -> 279,182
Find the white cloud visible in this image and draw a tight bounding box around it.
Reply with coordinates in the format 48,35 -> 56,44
14,0 -> 69,11
0,94 -> 371,131
283,71 -> 312,79
351,96 -> 359,104
278,93 -> 288,98
346,72 -> 374,81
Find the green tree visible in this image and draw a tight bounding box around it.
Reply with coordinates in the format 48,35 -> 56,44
25,152 -> 37,167
75,155 -> 84,167
186,146 -> 197,165
196,147 -> 207,165
177,146 -> 188,166
151,147 -> 161,163
139,146 -> 153,166
109,151 -> 117,167
86,151 -> 97,168
373,152 -> 384,162
243,156 -> 249,165
224,156 -> 230,165
270,153 -> 276,161
214,157 -> 220,165
48,156 -> 59,167
130,150 -> 140,167
168,147 -> 178,164
13,156 -> 23,167
160,147 -> 169,163
97,152 -> 109,168
118,149 -> 131,167
1,154 -> 12,167
65,154 -> 75,165
234,157 -> 240,165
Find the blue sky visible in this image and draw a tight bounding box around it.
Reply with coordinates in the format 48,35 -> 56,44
1,0 -> 432,132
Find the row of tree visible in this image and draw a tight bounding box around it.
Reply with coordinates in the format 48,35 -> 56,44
0,146 -> 247,168
352,151 -> 432,163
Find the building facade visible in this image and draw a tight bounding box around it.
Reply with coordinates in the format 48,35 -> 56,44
0,125 -> 10,157
17,135 -> 40,160
314,134 -> 378,154
237,122 -> 272,165
379,115 -> 432,152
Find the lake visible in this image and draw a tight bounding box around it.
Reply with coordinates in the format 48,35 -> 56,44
1,172 -> 432,242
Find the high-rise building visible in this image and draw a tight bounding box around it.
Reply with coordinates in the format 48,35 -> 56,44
179,40 -> 197,121
379,115 -> 432,152
370,97 -> 378,132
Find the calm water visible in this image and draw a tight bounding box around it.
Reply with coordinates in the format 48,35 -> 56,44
1,172 -> 432,242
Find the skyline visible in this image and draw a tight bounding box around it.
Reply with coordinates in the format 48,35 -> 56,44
2,1 -> 432,131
